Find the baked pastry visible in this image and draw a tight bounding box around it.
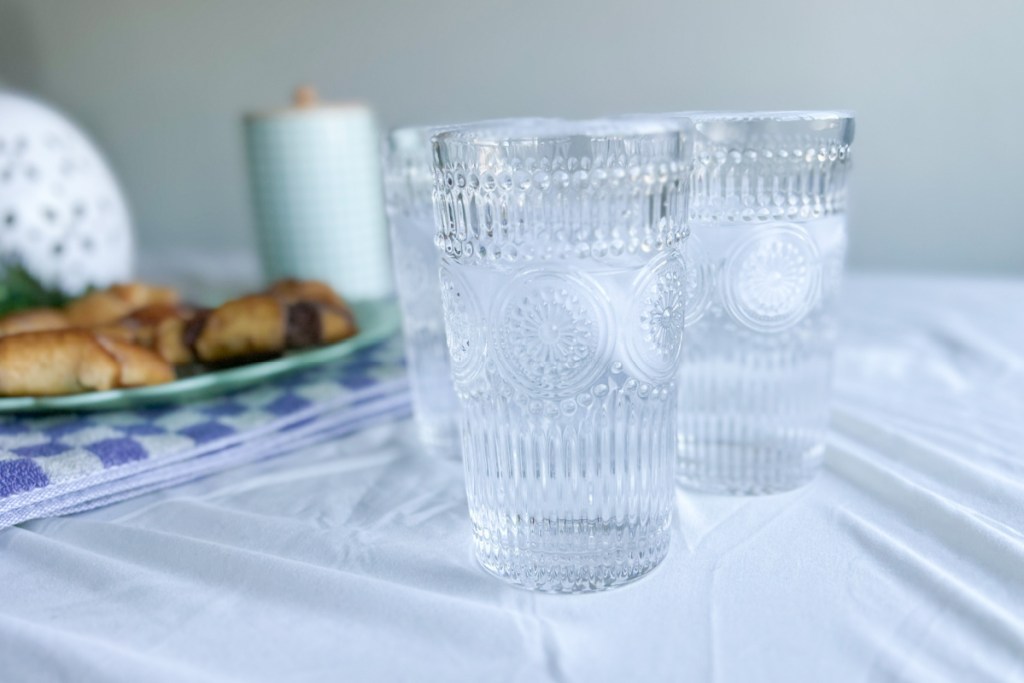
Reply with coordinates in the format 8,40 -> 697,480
65,283 -> 180,327
185,293 -> 357,364
0,308 -> 71,336
0,330 -> 174,396
266,278 -> 349,312
188,294 -> 283,363
96,335 -> 177,389
0,279 -> 356,396
285,300 -> 357,348
94,304 -> 202,364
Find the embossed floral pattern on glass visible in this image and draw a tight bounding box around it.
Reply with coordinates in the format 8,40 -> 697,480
432,118 -> 691,592
676,111 -> 854,494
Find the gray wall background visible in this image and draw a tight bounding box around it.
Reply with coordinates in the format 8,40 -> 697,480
1,0 -> 1022,274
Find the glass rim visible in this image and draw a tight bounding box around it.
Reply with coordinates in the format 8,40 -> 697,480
679,110 -> 855,146
432,116 -> 691,149
613,110 -> 855,146
386,124 -> 439,148
679,109 -> 854,123
387,118 -> 557,149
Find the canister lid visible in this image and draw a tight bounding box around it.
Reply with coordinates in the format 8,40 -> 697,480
244,86 -> 371,120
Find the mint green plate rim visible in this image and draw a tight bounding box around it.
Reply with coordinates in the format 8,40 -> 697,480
0,300 -> 401,414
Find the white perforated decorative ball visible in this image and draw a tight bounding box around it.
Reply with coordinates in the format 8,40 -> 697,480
0,91 -> 133,296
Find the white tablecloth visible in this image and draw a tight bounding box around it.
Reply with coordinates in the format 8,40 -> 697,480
1,275 -> 1022,682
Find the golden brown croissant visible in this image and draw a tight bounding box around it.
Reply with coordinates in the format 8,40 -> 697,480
0,308 -> 71,336
95,335 -> 177,389
0,280 -> 357,397
0,330 -> 174,396
65,283 -> 180,328
93,303 -> 200,357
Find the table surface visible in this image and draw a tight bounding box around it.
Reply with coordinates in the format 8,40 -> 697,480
1,274 -> 1022,683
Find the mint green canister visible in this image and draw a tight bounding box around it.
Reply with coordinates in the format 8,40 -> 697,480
244,88 -> 393,302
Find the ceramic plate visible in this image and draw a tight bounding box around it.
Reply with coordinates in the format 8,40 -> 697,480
0,301 -> 400,414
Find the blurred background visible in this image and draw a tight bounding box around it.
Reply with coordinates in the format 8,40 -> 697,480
1,0 -> 1021,274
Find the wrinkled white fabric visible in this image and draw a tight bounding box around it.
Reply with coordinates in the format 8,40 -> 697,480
0,275 -> 1022,682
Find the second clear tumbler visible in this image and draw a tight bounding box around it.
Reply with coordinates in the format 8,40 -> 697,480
383,126 -> 460,457
677,111 -> 855,494
431,118 -> 693,592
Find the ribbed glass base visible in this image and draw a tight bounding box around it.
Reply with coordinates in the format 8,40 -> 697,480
677,323 -> 834,496
678,430 -> 825,495
472,518 -> 672,593
459,376 -> 677,592
414,418 -> 461,459
405,326 -> 461,459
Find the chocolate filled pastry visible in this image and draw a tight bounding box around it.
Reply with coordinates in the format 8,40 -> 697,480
186,293 -> 358,364
188,295 -> 286,363
0,330 -> 175,396
266,279 -> 357,347
154,312 -> 203,366
286,301 -> 358,347
0,308 -> 71,336
94,303 -> 202,365
266,278 -> 350,313
65,283 -> 180,328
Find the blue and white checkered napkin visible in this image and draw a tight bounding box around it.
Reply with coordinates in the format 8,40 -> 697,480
0,337 -> 410,529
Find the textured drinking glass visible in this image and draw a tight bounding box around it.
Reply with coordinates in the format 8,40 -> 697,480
383,126 -> 460,456
433,118 -> 692,591
676,111 -> 854,494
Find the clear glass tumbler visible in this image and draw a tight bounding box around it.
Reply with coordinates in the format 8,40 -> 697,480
676,111 -> 855,494
432,117 -> 692,591
383,126 -> 460,457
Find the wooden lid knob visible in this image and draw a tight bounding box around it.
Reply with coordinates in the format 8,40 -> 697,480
293,86 -> 318,109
